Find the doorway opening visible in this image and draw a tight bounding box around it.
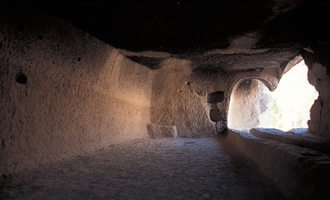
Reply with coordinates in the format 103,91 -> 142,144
228,60 -> 319,132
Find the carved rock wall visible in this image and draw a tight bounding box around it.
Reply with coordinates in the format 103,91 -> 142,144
307,62 -> 330,137
0,9 -> 153,175
149,71 -> 215,137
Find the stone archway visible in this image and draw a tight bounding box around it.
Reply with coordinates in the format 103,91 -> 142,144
228,60 -> 319,132
228,78 -> 267,130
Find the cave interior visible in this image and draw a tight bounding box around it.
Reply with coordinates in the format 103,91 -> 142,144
1,0 -> 330,199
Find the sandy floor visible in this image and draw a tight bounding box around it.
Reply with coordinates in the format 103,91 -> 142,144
0,137 -> 286,200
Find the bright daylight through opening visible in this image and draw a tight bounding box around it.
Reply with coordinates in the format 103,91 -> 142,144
228,60 -> 319,132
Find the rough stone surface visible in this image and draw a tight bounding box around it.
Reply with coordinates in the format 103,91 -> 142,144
0,6 -> 288,177
0,10 -> 153,175
146,124 -> 178,138
149,64 -> 282,138
227,129 -> 330,200
34,0 -> 329,58
306,62 -> 330,137
150,71 -> 216,137
0,138 -> 286,200
250,128 -> 330,155
1,5 -> 330,199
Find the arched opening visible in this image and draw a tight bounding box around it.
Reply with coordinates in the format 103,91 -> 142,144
228,60 -> 319,132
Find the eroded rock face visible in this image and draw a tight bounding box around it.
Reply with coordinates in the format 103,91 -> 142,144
306,62 -> 330,137
146,124 -> 178,138
2,1 -> 330,177
37,0 -> 320,54
2,7 -> 287,176
0,9 -> 153,175
149,71 -> 216,137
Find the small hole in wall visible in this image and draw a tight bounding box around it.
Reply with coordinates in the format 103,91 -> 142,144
207,91 -> 224,103
77,57 -> 81,62
2,174 -> 12,179
210,109 -> 222,122
1,139 -> 5,149
15,71 -> 27,84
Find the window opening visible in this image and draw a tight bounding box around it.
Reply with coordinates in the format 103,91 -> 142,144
228,60 -> 319,132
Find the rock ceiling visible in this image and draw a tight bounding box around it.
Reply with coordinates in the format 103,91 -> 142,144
17,0 -> 330,71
